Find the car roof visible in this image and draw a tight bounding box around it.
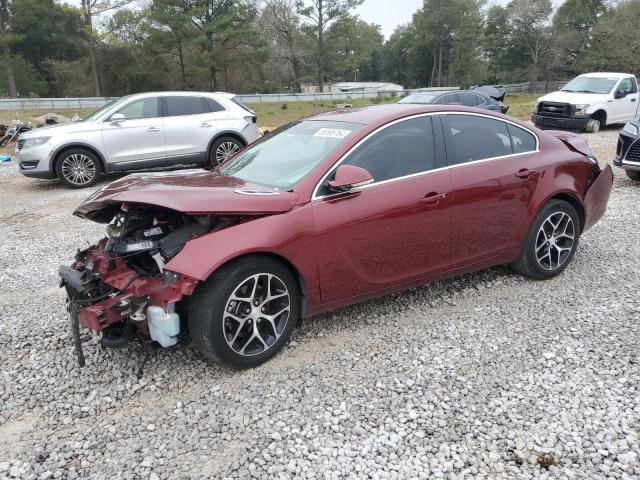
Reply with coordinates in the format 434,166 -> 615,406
120,91 -> 235,101
306,103 -> 502,125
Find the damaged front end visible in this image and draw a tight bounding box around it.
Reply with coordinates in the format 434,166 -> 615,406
60,203 -> 244,370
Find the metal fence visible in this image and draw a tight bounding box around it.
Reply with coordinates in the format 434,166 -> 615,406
0,81 -> 567,111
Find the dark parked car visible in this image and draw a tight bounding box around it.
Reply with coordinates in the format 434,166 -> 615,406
62,104 -> 612,369
614,118 -> 640,180
400,87 -> 508,114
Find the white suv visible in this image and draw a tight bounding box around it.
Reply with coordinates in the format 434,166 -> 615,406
16,91 -> 261,188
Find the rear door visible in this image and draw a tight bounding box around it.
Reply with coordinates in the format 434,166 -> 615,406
101,97 -> 164,166
162,95 -> 219,162
441,113 -> 541,267
313,116 -> 453,304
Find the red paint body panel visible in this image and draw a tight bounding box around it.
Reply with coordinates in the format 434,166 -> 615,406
74,105 -> 613,322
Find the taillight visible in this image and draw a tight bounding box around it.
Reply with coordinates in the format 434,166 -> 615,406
244,115 -> 257,124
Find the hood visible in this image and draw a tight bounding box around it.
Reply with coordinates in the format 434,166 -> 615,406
20,121 -> 94,138
75,169 -> 300,222
538,90 -> 608,104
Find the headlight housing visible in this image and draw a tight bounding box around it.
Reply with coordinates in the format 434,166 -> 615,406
533,102 -> 540,113
622,122 -> 639,136
574,104 -> 590,116
22,136 -> 51,149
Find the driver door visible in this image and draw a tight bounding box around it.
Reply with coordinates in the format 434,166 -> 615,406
312,116 -> 452,305
101,97 -> 165,168
609,78 -> 639,123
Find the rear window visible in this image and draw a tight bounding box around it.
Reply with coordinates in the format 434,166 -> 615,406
205,98 -> 225,113
508,124 -> 537,154
165,96 -> 207,116
230,96 -> 255,115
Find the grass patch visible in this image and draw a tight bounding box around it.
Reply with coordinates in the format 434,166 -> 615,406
505,92 -> 540,121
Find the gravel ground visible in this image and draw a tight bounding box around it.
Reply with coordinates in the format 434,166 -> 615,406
0,127 -> 638,480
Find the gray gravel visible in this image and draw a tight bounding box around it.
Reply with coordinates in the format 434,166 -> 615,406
1,127 -> 639,480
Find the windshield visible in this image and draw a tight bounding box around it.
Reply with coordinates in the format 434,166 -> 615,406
561,76 -> 618,94
399,93 -> 437,104
218,120 -> 363,190
82,97 -> 128,122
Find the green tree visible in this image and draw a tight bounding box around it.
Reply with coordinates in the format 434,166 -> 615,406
296,0 -> 363,90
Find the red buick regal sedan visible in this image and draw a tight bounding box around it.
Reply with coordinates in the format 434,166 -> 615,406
61,104 -> 613,368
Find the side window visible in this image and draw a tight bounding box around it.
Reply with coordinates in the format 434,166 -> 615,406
458,92 -> 479,107
618,78 -> 635,95
440,93 -> 460,105
205,97 -> 225,112
628,78 -> 638,94
508,124 -> 537,154
116,98 -> 158,120
341,117 -> 436,183
444,114 -> 512,165
474,93 -> 487,106
165,96 -> 207,116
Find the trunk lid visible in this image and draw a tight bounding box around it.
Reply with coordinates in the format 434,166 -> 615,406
75,169 -> 299,222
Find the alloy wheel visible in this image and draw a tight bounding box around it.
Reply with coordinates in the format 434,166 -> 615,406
535,211 -> 575,271
61,153 -> 96,186
215,141 -> 240,164
222,273 -> 291,357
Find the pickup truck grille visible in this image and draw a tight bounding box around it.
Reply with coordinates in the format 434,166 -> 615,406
538,102 -> 572,117
625,140 -> 640,163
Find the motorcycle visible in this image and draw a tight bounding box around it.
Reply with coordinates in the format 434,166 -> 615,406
0,116 -> 32,147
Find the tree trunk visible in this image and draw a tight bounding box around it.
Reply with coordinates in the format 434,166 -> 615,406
0,0 -> 16,97
1,43 -> 16,97
437,43 -> 443,87
292,58 -> 301,93
317,0 -> 324,91
89,40 -> 101,96
177,37 -> 186,88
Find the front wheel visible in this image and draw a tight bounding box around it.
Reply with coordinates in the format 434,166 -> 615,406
511,200 -> 581,280
55,148 -> 101,188
188,256 -> 299,368
585,118 -> 600,133
209,136 -> 243,166
625,170 -> 640,181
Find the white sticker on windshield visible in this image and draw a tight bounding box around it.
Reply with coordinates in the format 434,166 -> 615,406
313,128 -> 351,139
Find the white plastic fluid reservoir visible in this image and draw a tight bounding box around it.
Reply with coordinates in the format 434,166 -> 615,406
147,306 -> 180,347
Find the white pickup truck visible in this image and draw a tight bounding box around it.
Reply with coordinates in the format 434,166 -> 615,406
532,72 -> 640,133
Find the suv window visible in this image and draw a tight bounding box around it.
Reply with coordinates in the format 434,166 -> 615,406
508,124 -> 537,154
340,117 -> 435,183
444,114 -> 512,165
165,96 -> 207,116
116,98 -> 158,120
458,92 -> 479,107
205,97 -> 225,113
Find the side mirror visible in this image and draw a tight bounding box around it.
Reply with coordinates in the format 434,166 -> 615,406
110,113 -> 126,123
327,165 -> 373,192
615,90 -> 627,99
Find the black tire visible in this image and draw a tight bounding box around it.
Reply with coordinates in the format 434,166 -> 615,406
209,136 -> 243,166
585,118 -> 600,133
188,256 -> 300,368
511,199 -> 581,280
626,170 -> 640,181
55,148 -> 101,189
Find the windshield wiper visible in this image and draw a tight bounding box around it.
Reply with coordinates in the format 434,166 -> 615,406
575,90 -> 597,94
561,89 -> 575,92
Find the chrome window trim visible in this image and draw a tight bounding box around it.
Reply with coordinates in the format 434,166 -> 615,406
311,111 -> 540,201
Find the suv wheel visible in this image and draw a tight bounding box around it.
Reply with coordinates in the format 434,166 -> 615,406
210,136 -> 243,166
55,148 -> 101,188
585,118 -> 600,133
189,256 -> 299,368
511,199 -> 581,280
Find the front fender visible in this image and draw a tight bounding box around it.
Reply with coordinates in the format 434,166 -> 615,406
586,103 -> 609,117
164,203 -> 321,309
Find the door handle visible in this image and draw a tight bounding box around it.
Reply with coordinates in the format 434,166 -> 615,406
200,122 -> 212,127
146,127 -> 160,132
515,168 -> 532,179
420,192 -> 446,205
632,98 -> 637,102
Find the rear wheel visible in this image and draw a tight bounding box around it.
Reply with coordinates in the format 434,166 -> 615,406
511,200 -> 580,280
585,118 -> 600,133
55,148 -> 101,188
209,136 -> 243,166
625,170 -> 640,181
188,256 -> 299,368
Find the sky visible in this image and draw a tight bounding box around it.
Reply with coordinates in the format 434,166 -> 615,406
354,0 -> 550,39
